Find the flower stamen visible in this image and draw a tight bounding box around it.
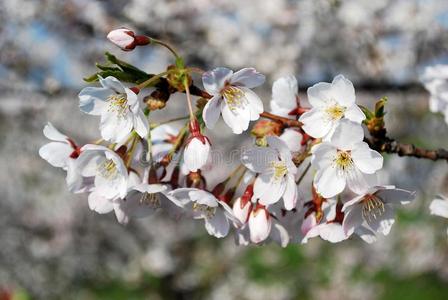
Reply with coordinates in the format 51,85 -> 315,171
334,150 -> 353,171
222,86 -> 245,111
192,202 -> 216,218
107,94 -> 129,117
140,192 -> 161,209
325,103 -> 346,121
98,159 -> 118,179
362,194 -> 385,221
271,161 -> 288,181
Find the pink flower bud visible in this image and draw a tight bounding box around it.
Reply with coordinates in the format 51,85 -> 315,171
232,185 -> 254,224
248,204 -> 272,243
183,119 -> 211,172
107,28 -> 150,51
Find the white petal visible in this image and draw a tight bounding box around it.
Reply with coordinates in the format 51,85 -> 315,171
351,142 -> 383,174
221,101 -> 250,134
230,68 -> 265,88
299,108 -> 333,138
314,166 -> 346,198
88,191 -> 114,214
346,170 -> 377,195
100,76 -> 126,94
342,204 -> 363,236
134,183 -> 167,194
330,119 -> 364,150
189,189 -> 219,207
331,74 -> 356,107
318,223 -> 348,243
301,214 -> 317,236
344,105 -> 365,124
133,109 -> 149,138
248,208 -> 272,243
233,197 -> 252,225
39,142 -> 72,168
429,197 -> 448,218
241,146 -> 274,173
355,226 -> 377,243
375,187 -> 415,205
258,178 -> 287,206
307,82 -> 333,108
202,67 -> 233,95
311,143 -> 337,169
271,75 -> 298,111
202,95 -> 222,129
78,87 -> 110,115
241,87 -> 263,120
100,113 -> 133,142
183,137 -> 210,172
365,204 -> 395,236
43,122 -> 69,142
280,129 -> 302,152
269,222 -> 290,247
283,176 -> 297,210
204,209 -> 230,238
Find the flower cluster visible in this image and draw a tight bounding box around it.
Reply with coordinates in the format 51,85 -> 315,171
40,28 -> 444,247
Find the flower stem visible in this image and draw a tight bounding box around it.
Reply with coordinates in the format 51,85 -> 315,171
151,38 -> 181,60
136,71 -> 170,90
184,79 -> 195,120
296,162 -> 311,186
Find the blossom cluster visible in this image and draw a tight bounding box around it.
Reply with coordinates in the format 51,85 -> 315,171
39,28 -> 423,247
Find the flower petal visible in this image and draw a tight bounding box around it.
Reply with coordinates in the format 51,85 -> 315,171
202,67 -> 233,95
241,87 -> 263,120
314,166 -> 346,198
307,82 -> 333,108
330,119 -> 364,150
43,122 -> 69,142
184,137 -> 211,172
351,142 -> 383,174
88,191 -> 114,214
39,142 -> 72,168
271,75 -> 298,112
342,204 -> 363,236
283,176 -> 297,210
202,95 -> 222,129
430,197 -> 448,218
204,209 -> 230,238
79,87 -> 110,115
344,104 -> 365,124
365,204 -> 395,236
230,67 -> 265,88
299,108 -> 333,138
331,74 -> 356,107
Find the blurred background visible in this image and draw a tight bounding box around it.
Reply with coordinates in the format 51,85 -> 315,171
1,0 -> 448,299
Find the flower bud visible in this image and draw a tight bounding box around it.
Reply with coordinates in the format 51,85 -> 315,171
107,28 -> 150,51
248,203 -> 272,243
251,120 -> 282,138
233,186 -> 254,225
186,170 -> 206,189
183,119 -> 211,172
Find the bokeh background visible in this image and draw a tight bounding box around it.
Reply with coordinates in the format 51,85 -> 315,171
1,0 -> 448,299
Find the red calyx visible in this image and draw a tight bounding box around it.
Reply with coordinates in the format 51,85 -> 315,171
67,138 -> 81,159
240,184 -> 254,208
187,118 -> 210,145
130,86 -> 140,94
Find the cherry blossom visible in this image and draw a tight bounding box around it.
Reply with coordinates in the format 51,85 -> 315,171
169,188 -> 238,238
299,74 -> 365,140
421,64 -> 448,124
311,119 -> 383,198
76,144 -> 129,200
183,119 -> 211,172
342,185 -> 415,242
429,195 -> 448,236
79,76 -> 149,143
241,136 -> 298,209
202,67 -> 265,134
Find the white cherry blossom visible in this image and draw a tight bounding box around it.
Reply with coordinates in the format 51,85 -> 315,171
270,75 -> 299,118
169,188 -> 238,238
299,74 -> 365,140
429,195 -> 448,236
242,136 -> 298,209
79,76 -> 149,143
202,67 -> 265,134
301,199 -> 347,244
76,144 -> 128,200
421,64 -> 448,124
311,119 -> 383,198
183,119 -> 211,172
39,122 -> 90,193
342,185 -> 415,242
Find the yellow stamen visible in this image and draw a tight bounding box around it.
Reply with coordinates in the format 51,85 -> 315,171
271,161 -> 288,181
334,150 -> 353,171
140,192 -> 161,209
325,103 -> 346,121
362,194 -> 385,221
221,86 -> 245,111
107,94 -> 129,117
192,202 -> 216,218
98,159 -> 118,179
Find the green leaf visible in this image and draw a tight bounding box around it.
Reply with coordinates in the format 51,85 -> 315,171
375,96 -> 388,118
358,105 -> 374,120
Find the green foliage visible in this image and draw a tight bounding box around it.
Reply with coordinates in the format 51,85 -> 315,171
83,52 -> 151,84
